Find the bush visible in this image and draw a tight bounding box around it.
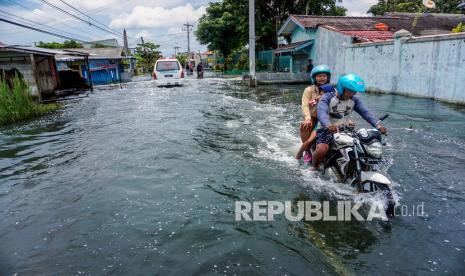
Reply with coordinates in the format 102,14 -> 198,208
0,77 -> 61,126
452,22 -> 465,33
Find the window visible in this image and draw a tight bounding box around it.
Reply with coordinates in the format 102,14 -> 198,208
156,61 -> 179,71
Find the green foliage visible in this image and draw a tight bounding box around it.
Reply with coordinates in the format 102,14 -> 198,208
36,40 -> 83,49
235,50 -> 249,70
368,0 -> 463,15
196,0 -> 346,59
196,1 -> 247,67
0,78 -> 60,126
134,42 -> 161,72
304,0 -> 346,15
176,53 -> 188,66
452,22 -> 465,33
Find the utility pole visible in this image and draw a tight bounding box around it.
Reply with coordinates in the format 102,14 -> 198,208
174,45 -> 180,57
183,21 -> 193,59
123,28 -> 129,56
249,0 -> 256,87
140,36 -> 147,54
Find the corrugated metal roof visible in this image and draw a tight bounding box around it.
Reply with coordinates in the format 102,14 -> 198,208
0,44 -> 90,56
276,40 -> 313,53
60,47 -> 124,59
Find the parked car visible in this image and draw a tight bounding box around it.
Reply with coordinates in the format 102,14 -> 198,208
152,59 -> 184,86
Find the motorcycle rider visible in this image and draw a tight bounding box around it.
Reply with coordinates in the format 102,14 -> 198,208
313,74 -> 387,169
299,65 -> 332,163
196,62 -> 204,79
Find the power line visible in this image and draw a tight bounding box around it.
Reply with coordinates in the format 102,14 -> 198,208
38,0 -> 122,37
6,0 -> 132,39
4,0 -> 100,39
57,0 -> 123,36
0,17 -> 90,42
0,10 -> 93,41
182,21 -> 193,58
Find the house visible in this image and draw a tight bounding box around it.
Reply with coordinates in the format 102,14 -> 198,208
56,47 -> 134,85
201,50 -> 215,68
0,44 -> 89,97
81,39 -> 119,48
274,13 -> 465,74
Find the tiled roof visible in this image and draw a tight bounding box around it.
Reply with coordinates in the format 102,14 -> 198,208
381,12 -> 465,35
339,30 -> 394,42
290,13 -> 465,37
291,15 -> 384,31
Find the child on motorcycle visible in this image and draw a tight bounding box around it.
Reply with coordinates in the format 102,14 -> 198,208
296,83 -> 335,160
297,65 -> 332,163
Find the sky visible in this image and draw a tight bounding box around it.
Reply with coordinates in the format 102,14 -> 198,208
0,0 -> 377,56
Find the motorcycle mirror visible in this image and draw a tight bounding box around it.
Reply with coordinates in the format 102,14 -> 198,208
329,112 -> 343,119
379,114 -> 389,121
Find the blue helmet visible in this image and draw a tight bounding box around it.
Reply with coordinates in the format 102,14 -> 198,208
336,74 -> 366,95
310,65 -> 331,84
319,84 -> 335,94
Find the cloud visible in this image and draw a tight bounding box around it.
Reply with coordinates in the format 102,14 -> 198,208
342,0 -> 378,16
109,4 -> 206,29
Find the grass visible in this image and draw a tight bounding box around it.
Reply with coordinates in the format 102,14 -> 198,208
0,77 -> 61,126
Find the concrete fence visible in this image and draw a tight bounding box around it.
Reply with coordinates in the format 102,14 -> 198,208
316,27 -> 465,104
256,72 -> 311,84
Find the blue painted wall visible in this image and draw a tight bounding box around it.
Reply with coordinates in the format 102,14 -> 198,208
291,28 -> 317,60
57,59 -> 122,85
89,59 -> 121,85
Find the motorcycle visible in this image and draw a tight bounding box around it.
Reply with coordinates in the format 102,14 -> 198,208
314,113 -> 396,216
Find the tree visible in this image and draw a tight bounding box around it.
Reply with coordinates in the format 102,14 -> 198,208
176,53 -> 188,67
195,1 -> 247,69
36,40 -> 83,49
368,0 -> 463,15
134,42 -> 161,72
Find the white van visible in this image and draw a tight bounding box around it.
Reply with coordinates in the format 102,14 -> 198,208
152,58 -> 184,86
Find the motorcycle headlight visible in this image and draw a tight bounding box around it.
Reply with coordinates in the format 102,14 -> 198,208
365,141 -> 383,158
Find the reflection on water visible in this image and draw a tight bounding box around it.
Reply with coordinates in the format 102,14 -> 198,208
1,79 -> 465,275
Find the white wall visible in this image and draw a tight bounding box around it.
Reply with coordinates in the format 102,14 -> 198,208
314,27 -> 352,80
0,55 -> 39,95
314,27 -> 465,104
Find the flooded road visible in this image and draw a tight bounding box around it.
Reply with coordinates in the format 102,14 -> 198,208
1,78 -> 465,275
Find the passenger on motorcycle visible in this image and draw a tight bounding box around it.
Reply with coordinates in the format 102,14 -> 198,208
296,83 -> 335,161
313,74 -> 387,169
299,65 -> 332,162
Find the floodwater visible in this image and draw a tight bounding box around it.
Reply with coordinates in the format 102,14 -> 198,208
1,78 -> 465,275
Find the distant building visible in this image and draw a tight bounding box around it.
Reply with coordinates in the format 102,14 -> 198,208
56,47 -> 135,85
82,39 -> 119,48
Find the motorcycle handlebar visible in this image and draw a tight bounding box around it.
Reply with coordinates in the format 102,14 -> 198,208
379,114 -> 389,121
